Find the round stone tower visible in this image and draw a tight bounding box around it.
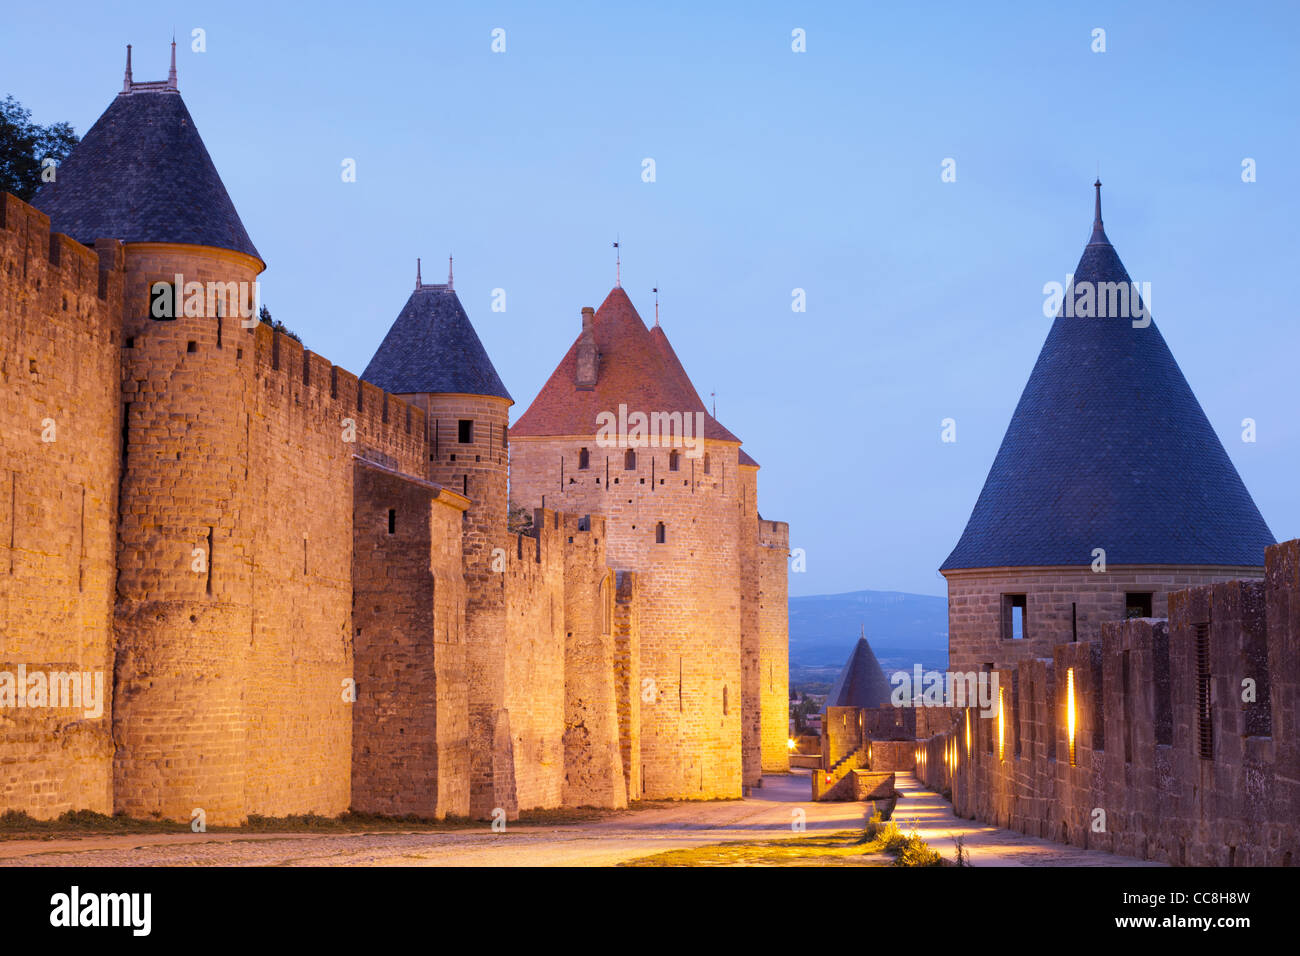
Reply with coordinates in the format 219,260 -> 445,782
941,183 -> 1275,673
34,44 -> 266,823
360,260 -> 514,817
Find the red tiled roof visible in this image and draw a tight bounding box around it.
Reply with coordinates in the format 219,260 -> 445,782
512,287 -> 740,443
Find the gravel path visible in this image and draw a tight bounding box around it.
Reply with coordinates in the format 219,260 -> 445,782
0,772 -> 1157,866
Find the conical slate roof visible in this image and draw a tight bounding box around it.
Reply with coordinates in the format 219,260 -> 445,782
33,85 -> 260,261
512,286 -> 739,441
825,636 -> 893,710
362,283 -> 511,400
942,185 -> 1274,571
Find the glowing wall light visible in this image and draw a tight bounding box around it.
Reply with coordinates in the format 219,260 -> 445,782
1066,666 -> 1077,767
964,709 -> 971,757
997,686 -> 1005,762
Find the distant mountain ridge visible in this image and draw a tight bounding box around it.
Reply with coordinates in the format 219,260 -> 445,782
789,590 -> 948,680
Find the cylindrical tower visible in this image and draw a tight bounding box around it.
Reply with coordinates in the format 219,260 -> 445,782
361,267 -> 514,817
34,51 -> 267,824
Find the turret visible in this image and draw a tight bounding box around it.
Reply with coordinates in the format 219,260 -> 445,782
941,184 -> 1275,672
362,259 -> 514,818
34,45 -> 265,824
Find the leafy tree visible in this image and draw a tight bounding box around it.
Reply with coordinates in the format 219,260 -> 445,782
507,501 -> 534,535
0,95 -> 78,202
258,305 -> 302,344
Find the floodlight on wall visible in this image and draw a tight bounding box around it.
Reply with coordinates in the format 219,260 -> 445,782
997,686 -> 1005,762
965,709 -> 971,757
1067,667 -> 1077,767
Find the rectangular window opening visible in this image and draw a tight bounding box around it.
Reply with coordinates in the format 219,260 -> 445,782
1125,592 -> 1153,619
1002,593 -> 1027,640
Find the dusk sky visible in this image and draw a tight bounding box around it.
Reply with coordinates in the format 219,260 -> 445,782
6,1 -> 1297,597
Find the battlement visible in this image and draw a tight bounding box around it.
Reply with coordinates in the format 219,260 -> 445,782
1,193 -> 123,312
0,193 -> 122,819
918,538 -> 1300,865
252,322 -> 429,473
758,518 -> 789,550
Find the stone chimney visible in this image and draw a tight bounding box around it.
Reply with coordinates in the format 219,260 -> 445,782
575,307 -> 598,389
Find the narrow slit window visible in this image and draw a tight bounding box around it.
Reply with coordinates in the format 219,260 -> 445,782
624,448 -> 636,470
458,419 -> 473,443
668,450 -> 680,471
655,521 -> 666,544
387,509 -> 396,535
578,447 -> 590,470
1195,622 -> 1213,760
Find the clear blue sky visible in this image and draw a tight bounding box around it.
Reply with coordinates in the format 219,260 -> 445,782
6,1 -> 1297,597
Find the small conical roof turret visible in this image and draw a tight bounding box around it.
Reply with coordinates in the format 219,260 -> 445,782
824,634 -> 893,710
362,274 -> 511,401
34,44 -> 260,263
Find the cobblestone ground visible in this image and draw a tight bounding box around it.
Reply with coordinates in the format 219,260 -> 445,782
0,772 -> 1158,867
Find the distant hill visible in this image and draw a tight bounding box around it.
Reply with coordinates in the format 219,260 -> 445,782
788,590 -> 948,691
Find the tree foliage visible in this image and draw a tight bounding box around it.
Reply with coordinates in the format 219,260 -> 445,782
259,305 -> 302,344
0,95 -> 79,202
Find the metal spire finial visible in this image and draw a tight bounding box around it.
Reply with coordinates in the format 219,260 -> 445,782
123,44 -> 133,93
613,238 -> 621,288
1088,178 -> 1109,246
447,254 -> 454,291
416,257 -> 422,289
652,287 -> 659,327
168,35 -> 178,89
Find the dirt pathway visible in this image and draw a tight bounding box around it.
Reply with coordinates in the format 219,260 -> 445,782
0,771 -> 1158,866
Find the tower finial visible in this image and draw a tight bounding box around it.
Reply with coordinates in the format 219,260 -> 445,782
168,35 -> 178,89
416,257 -> 422,289
1089,178 -> 1109,245
613,238 -> 621,288
447,254 -> 454,291
123,44 -> 133,93
653,286 -> 659,327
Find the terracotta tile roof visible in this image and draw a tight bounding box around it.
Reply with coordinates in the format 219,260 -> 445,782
512,287 -> 740,442
942,185 -> 1274,570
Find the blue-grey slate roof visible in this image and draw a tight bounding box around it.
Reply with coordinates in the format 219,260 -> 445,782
33,89 -> 260,261
824,637 -> 894,710
362,285 -> 512,401
942,188 -> 1274,571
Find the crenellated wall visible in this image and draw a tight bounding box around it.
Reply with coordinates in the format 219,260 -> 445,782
945,564 -> 1266,673
0,188 -> 775,824
0,196 -> 121,818
918,539 -> 1300,865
